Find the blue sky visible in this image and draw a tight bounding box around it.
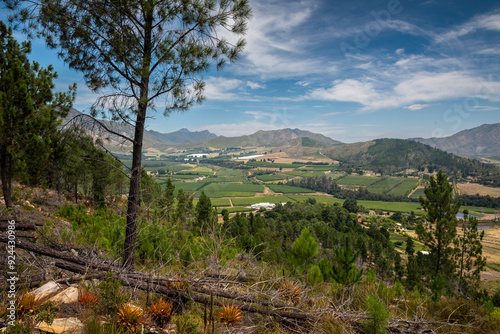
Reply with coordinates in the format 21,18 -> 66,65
7,0 -> 500,143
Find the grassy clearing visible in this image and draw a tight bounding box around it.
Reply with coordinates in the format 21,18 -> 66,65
267,184 -> 315,193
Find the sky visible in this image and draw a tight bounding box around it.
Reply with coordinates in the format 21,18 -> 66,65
5,0 -> 500,143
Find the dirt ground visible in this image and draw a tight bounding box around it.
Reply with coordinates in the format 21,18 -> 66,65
457,182 -> 500,197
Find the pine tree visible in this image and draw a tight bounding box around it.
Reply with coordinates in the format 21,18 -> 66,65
5,0 -> 251,268
0,21 -> 74,207
416,170 -> 460,277
162,178 -> 176,222
291,228 -> 319,270
331,242 -> 363,285
405,236 -> 415,257
195,191 -> 213,230
454,210 -> 486,294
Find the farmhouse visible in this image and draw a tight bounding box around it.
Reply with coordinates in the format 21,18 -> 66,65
250,202 -> 276,210
187,153 -> 206,158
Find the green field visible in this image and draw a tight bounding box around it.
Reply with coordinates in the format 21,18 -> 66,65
194,183 -> 264,198
300,164 -> 339,171
256,174 -> 285,182
247,161 -> 300,169
338,175 -> 378,186
267,184 -> 316,194
337,175 -> 418,197
193,197 -> 231,207
287,195 -> 341,205
410,188 -> 426,198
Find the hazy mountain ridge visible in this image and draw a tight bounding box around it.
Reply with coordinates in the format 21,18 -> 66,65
184,128 -> 342,148
64,109 -> 217,147
410,123 -> 500,157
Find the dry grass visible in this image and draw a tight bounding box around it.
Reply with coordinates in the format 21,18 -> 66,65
457,182 -> 500,197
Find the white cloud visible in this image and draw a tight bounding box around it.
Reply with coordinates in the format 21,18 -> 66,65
246,81 -> 265,89
404,104 -> 430,111
436,12 -> 500,43
233,0 -> 337,78
309,79 -> 382,106
296,81 -> 311,87
203,77 -> 262,101
306,71 -> 500,110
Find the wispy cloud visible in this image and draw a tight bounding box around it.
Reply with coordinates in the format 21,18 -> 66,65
404,104 -> 430,111
435,11 -> 500,43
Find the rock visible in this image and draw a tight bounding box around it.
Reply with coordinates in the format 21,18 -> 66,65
33,281 -> 63,301
37,317 -> 83,334
49,287 -> 79,305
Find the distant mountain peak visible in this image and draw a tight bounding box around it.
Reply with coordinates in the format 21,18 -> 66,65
178,128 -> 190,133
410,123 -> 500,157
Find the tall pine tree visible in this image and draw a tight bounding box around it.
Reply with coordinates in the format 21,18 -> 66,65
0,21 -> 74,207
416,170 -> 460,278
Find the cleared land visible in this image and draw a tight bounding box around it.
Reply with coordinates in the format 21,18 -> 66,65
457,182 -> 500,197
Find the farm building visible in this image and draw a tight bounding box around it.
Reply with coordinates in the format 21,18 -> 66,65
250,202 -> 276,210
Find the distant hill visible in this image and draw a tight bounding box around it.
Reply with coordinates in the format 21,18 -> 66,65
64,109 -> 216,149
186,128 -> 342,148
323,138 -> 491,178
410,123 -> 500,157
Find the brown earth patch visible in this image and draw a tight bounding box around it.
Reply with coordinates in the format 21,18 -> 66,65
457,182 -> 500,197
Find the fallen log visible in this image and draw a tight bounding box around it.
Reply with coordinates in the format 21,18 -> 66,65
0,221 -> 43,231
0,235 -> 121,271
1,237 -> 310,321
54,260 -> 309,321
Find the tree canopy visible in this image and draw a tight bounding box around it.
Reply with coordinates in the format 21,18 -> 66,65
4,0 -> 251,268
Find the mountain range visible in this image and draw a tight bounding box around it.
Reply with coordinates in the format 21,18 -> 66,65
66,110 -> 499,159
410,123 -> 500,157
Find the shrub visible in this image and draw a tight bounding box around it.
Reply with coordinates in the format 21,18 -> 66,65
17,292 -> 40,317
174,313 -> 203,334
278,280 -> 301,306
149,299 -> 173,327
219,304 -> 243,326
79,289 -> 99,308
97,274 -> 127,313
117,303 -> 145,333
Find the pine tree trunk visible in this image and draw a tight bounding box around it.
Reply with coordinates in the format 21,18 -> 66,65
122,8 -> 153,269
0,145 -> 13,208
122,107 -> 146,269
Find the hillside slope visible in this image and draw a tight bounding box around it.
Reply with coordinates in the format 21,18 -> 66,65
410,123 -> 500,157
323,138 -> 491,178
